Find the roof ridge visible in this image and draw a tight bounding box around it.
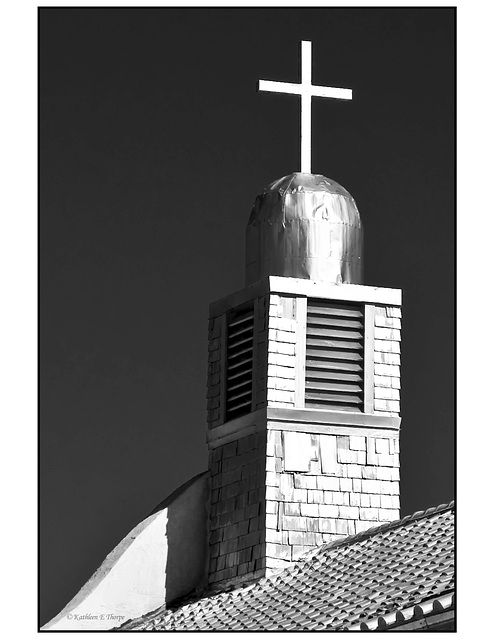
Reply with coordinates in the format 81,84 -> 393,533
344,591 -> 455,631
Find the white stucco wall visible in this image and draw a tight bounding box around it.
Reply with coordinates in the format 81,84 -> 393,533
42,471 -> 209,631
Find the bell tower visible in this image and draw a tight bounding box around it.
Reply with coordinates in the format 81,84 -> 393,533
205,42 -> 401,590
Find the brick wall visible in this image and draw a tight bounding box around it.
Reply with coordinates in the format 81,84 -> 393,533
208,432 -> 267,586
264,427 -> 400,571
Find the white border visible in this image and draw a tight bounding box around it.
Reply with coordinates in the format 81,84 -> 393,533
1,2 -> 491,639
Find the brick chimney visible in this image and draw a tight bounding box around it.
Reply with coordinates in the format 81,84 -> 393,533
205,175 -> 401,588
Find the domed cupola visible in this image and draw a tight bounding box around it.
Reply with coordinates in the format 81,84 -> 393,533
245,172 -> 363,286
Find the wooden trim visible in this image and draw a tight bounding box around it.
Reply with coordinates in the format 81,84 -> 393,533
219,313 -> 227,424
251,298 -> 259,412
268,276 -> 402,306
207,408 -> 267,447
207,422 -> 264,449
267,420 -> 399,438
209,279 -> 269,318
294,296 -> 307,408
364,304 -> 375,413
210,278 -> 401,319
208,405 -> 400,444
208,417 -> 224,430
267,406 -> 401,430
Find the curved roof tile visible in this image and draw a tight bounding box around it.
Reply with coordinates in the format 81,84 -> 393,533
119,501 -> 454,631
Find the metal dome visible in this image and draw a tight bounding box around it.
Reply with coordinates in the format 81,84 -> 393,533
245,173 -> 363,286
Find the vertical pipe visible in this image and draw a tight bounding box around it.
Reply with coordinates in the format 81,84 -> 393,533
300,41 -> 312,174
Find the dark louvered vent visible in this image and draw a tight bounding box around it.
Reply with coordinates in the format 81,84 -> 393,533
305,300 -> 364,412
226,303 -> 254,420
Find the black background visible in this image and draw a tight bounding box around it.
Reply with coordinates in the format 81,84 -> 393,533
40,7 -> 455,626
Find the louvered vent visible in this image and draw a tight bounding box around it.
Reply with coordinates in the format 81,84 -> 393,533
226,304 -> 254,420
305,300 -> 364,411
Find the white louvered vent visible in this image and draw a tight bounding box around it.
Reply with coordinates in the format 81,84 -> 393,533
225,303 -> 254,420
305,299 -> 364,412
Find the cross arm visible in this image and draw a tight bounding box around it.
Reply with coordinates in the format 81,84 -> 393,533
258,79 -> 352,101
311,85 -> 352,100
258,80 -> 304,96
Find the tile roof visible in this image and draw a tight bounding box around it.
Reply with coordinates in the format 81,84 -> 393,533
119,501 -> 454,631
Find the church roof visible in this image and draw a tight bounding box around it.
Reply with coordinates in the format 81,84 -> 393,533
119,501 -> 454,631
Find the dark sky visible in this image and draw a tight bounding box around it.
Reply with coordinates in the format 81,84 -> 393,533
40,7 -> 455,626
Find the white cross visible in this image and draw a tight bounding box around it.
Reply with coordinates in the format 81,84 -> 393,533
258,40 -> 352,174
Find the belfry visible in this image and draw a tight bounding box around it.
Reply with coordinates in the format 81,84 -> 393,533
205,41 -> 402,588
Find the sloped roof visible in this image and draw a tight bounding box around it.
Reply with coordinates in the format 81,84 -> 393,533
119,501 -> 454,631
